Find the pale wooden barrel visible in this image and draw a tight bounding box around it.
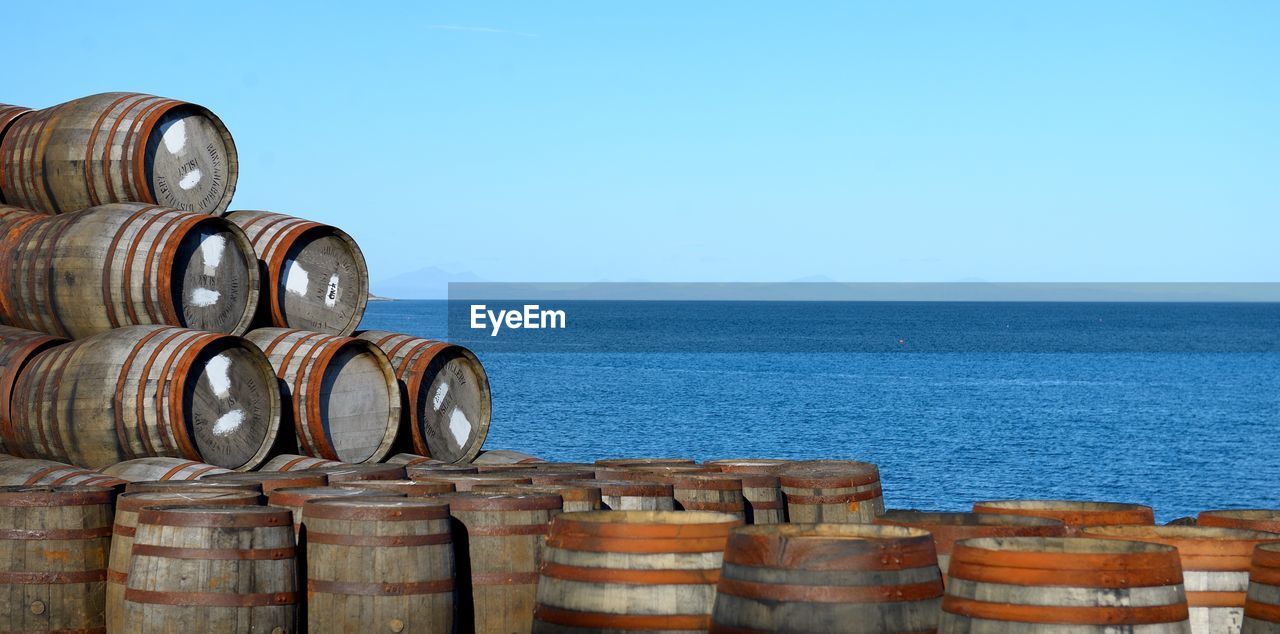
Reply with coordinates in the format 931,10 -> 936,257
304,497 -> 455,633
99,457 -> 231,482
0,93 -> 237,215
1081,525 -> 1280,633
122,505 -> 295,632
202,469 -> 328,494
711,524 -> 945,633
267,486 -> 400,534
778,462 -> 884,524
125,479 -> 262,494
0,457 -> 126,489
580,480 -> 676,511
0,486 -> 114,634
875,511 -> 1067,577
675,473 -> 746,519
534,510 -> 739,633
1200,510 -> 1280,534
0,325 -> 66,453
1243,543 -> 1280,633
474,483 -> 603,513
386,453 -> 446,467
225,210 -> 369,336
6,326 -> 281,470
0,203 -> 259,337
414,472 -> 533,492
435,492 -> 561,634
973,499 -> 1155,533
106,489 -> 260,634
246,328 -> 399,463
258,454 -> 344,472
474,449 -> 545,465
939,536 -> 1192,632
309,463 -> 406,483
595,458 -> 696,468
331,479 -> 456,496
357,330 -> 491,463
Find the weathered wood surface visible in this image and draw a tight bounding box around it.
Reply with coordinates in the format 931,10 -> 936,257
711,524 -> 945,633
246,328 -> 400,464
385,453 -> 447,467
357,331 -> 490,463
99,458 -> 231,483
0,203 -> 259,337
309,463 -> 406,483
414,473 -> 533,492
939,536 -> 1192,632
1199,510 -> 1280,534
0,457 -> 128,488
303,497 -> 455,634
431,492 -> 560,634
258,454 -> 344,472
1081,525 -> 1280,634
331,479 -> 456,496
0,93 -> 237,215
534,510 -> 739,633
527,470 -> 599,485
597,465 -> 719,484
124,479 -> 262,495
202,470 -> 326,494
0,104 -> 31,158
705,461 -> 789,522
705,458 -> 791,474
573,480 -> 676,511
405,463 -> 480,478
1243,543 -> 1280,633
225,210 -> 369,335
267,486 -> 399,534
0,325 -> 67,453
473,483 -> 603,513
973,499 -> 1156,533
473,449 -> 545,465
874,511 -> 1066,577
122,505 -> 296,632
595,458 -> 696,468
778,461 -> 885,524
0,486 -> 114,634
106,490 -> 260,634
674,473 -> 746,520
6,326 -> 281,470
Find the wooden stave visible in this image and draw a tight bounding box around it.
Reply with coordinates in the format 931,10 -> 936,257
202,470 -> 327,494
257,453 -> 344,472
1243,543 -> 1280,632
0,457 -> 128,490
0,325 -> 68,453
99,457 -> 232,483
566,479 -> 676,511
0,93 -> 238,216
309,463 -> 407,483
1199,510 -> 1280,535
385,453 -> 446,467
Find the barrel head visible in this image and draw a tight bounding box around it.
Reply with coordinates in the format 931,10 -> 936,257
321,343 -> 399,463
278,231 -> 368,335
184,337 -> 280,470
415,347 -> 491,464
144,105 -> 237,214
171,219 -> 257,334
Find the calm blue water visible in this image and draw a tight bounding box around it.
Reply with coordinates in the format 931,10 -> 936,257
360,301 -> 1280,521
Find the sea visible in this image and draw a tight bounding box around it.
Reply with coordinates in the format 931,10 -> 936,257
360,300 -> 1280,522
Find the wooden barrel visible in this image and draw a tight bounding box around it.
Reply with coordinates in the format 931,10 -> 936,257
106,489 -> 260,634
202,470 -> 327,494
124,479 -> 261,494
711,524 -> 945,633
528,470 -> 599,485
0,93 -> 237,215
225,210 -> 369,336
534,510 -> 739,633
1081,525 -> 1280,633
1200,510 -> 1280,534
99,457 -> 231,482
474,483 -> 603,513
356,330 -> 491,463
0,203 -> 260,337
434,492 -> 561,634
0,104 -> 30,149
473,449 -> 545,465
303,497 -> 455,633
415,473 -> 533,492
778,462 -> 884,524
122,505 -> 295,631
0,457 -> 126,489
245,328 -> 399,463
7,326 -> 281,470
310,463 -> 406,483
675,473 -> 746,519
706,458 -> 791,474
734,474 -> 785,525
267,486 -> 399,533
474,463 -> 543,474
875,511 -> 1067,577
1243,543 -> 1280,633
577,480 -> 675,511
0,486 -> 114,634
601,465 -> 720,483
973,499 -> 1156,532
939,536 -> 1192,632
331,480 -> 456,496
0,325 -> 67,452
386,453 -> 445,467
406,464 -> 480,480
595,457 -> 696,468
258,454 -> 344,472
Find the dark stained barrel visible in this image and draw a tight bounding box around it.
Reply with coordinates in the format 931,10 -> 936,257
973,499 -> 1156,533
357,330 -> 491,463
246,328 -> 400,464
0,203 -> 259,337
106,490 -> 260,634
258,454 -> 344,472
0,457 -> 127,489
711,524 -> 945,633
0,93 -> 237,215
99,457 -> 231,482
1243,543 -> 1280,633
331,479 -> 456,496
779,461 -> 884,523
309,463 -> 406,483
0,486 -> 114,634
534,510 -> 739,633
7,326 -> 281,470
122,506 -> 295,632
0,326 -> 67,453
1199,510 -> 1280,534
202,469 -> 327,494
875,511 -> 1067,577
225,210 -> 369,336
939,537 -> 1192,632
303,497 -> 455,634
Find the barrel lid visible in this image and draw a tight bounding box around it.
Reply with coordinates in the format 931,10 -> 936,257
118,489 -> 259,513
137,504 -> 290,529
777,461 -> 880,487
268,486 -> 392,507
203,471 -> 328,492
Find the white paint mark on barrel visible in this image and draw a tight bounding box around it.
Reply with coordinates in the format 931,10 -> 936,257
161,119 -> 187,153
285,261 -> 310,296
190,288 -> 221,307
204,353 -> 232,397
211,410 -> 245,436
200,234 -> 226,270
433,383 -> 449,411
325,274 -> 339,307
448,407 -> 471,447
178,168 -> 202,190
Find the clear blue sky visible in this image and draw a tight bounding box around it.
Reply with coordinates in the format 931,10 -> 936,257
5,2 -> 1277,285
